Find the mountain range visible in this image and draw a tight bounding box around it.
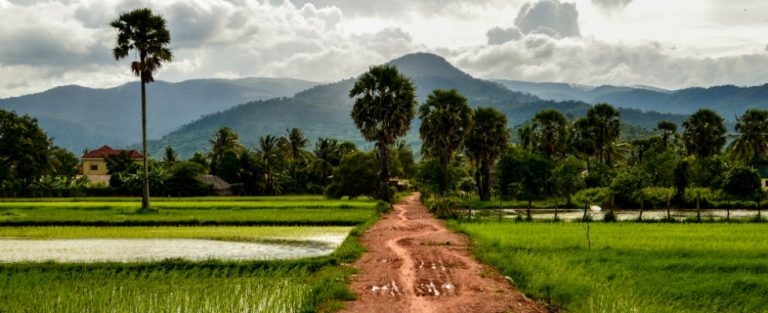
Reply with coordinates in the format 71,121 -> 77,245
495,79 -> 768,119
2,52 -> 764,158
0,78 -> 317,153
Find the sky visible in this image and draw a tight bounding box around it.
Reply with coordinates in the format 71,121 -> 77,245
1,0 -> 768,98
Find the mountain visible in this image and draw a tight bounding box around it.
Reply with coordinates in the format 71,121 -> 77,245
494,79 -> 768,119
149,53 -> 686,157
0,77 -> 318,153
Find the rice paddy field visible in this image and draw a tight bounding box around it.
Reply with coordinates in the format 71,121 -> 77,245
448,221 -> 768,313
0,196 -> 378,312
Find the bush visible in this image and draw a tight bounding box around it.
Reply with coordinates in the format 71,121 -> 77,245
573,187 -> 610,208
325,152 -> 379,199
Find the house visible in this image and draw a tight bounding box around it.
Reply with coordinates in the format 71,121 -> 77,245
755,159 -> 768,191
81,145 -> 144,175
197,175 -> 233,196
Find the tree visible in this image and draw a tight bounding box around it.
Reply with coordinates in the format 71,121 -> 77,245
162,145 -> 177,168
727,109 -> 768,164
0,109 -> 52,195
257,135 -> 284,195
165,161 -> 209,197
551,156 -> 586,207
111,8 -> 173,209
209,127 -> 243,174
280,128 -> 310,193
419,89 -> 473,194
576,104 -> 621,166
325,151 -> 380,199
105,151 -> 136,174
496,146 -> 554,218
722,166 -> 761,199
189,152 -> 209,171
350,65 -> 417,201
530,109 -> 569,158
47,147 -> 80,178
655,120 -> 678,150
465,107 -> 509,200
683,109 -> 726,159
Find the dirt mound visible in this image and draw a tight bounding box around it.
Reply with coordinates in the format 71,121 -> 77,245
340,193 -> 547,313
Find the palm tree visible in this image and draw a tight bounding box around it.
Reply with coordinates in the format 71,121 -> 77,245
530,109 -> 569,158
683,109 -> 726,159
350,65 -> 417,201
162,145 -> 177,168
308,138 -> 342,188
279,128 -> 310,193
465,107 -> 509,200
727,109 -> 768,164
209,127 -> 243,174
419,89 -> 473,194
655,120 -> 678,149
258,135 -> 283,195
111,8 -> 172,210
574,104 -> 621,166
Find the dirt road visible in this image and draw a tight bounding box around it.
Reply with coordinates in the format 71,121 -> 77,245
341,193 -> 546,313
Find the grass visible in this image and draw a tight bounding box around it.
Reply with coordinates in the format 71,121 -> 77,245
0,195 -> 367,202
0,197 -> 378,226
0,195 -> 384,312
447,221 -> 768,313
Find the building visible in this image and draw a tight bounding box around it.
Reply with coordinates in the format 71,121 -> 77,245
81,145 -> 144,176
197,175 -> 233,196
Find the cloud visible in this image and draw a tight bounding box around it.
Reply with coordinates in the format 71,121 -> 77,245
450,34 -> 768,90
486,26 -> 523,45
514,0 -> 580,38
0,0 -> 424,98
592,0 -> 632,11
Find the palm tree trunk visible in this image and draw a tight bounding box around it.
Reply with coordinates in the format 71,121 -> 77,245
141,79 -> 150,209
378,142 -> 390,202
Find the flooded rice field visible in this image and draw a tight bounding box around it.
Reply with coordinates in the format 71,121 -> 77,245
0,227 -> 350,263
491,208 -> 764,221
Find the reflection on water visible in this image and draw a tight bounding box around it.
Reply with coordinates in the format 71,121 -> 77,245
0,235 -> 347,263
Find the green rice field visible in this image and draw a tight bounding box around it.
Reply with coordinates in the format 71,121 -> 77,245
448,221 -> 768,313
0,196 -> 377,312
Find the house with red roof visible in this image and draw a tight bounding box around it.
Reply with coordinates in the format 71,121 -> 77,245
81,145 -> 144,176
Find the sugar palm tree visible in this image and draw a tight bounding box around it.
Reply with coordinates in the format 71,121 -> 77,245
530,109 -> 569,158
111,8 -> 172,210
465,107 -> 509,200
209,127 -> 244,174
350,65 -> 416,201
728,109 -> 768,164
683,109 -> 726,159
419,89 -> 473,194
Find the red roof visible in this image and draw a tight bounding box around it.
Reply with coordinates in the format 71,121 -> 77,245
82,145 -> 144,159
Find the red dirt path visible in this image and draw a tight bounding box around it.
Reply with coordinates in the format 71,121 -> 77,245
340,193 -> 547,313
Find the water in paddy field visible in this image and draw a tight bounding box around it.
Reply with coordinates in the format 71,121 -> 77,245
0,235 -> 347,263
491,209 -> 763,221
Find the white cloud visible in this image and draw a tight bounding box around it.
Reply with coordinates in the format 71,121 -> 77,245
487,26 -> 523,45
514,0 -> 581,38
591,0 -> 632,11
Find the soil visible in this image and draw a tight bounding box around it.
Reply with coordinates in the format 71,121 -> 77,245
340,193 -> 547,313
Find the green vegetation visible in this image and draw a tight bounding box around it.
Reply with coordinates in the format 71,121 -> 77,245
449,222 -> 768,313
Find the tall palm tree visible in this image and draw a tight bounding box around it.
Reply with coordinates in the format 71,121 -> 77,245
209,127 -> 243,174
350,65 -> 417,201
530,109 -> 569,158
111,8 -> 172,210
419,89 -> 473,194
258,135 -> 283,195
683,109 -> 726,159
573,104 -> 621,166
162,145 -> 177,168
727,109 -> 768,164
465,107 -> 509,200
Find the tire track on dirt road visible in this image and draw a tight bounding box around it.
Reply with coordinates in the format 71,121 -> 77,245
340,193 -> 546,313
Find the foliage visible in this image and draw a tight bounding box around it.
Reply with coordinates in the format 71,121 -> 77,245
722,166 -> 761,199
727,109 -> 768,164
415,158 -> 464,195
573,103 -> 621,165
530,109 -> 569,158
47,147 -> 80,178
325,151 -> 379,199
419,89 -> 473,193
350,65 -> 417,201
683,109 -> 726,159
551,156 -> 585,207
465,107 -> 509,201
496,146 -> 553,201
165,161 -> 210,197
449,222 -> 768,313
610,168 -> 650,208
0,109 -> 52,195
111,7 -> 173,210
573,187 -> 610,207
